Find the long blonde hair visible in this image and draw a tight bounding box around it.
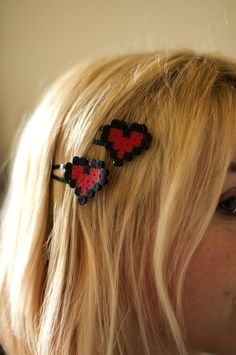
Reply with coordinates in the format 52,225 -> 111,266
1,49 -> 236,355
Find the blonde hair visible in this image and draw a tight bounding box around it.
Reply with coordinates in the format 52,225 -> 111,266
1,48 -> 236,355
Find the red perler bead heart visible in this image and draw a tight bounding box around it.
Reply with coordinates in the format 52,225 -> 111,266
97,119 -> 152,166
64,156 -> 109,205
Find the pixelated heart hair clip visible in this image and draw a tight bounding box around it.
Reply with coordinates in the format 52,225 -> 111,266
51,119 -> 152,205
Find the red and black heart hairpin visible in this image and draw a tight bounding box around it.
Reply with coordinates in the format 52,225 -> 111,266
92,119 -> 152,166
51,119 -> 152,205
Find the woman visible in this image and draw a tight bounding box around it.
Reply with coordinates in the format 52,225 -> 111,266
1,48 -> 236,355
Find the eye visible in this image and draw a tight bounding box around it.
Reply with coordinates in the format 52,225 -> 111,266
217,193 -> 236,216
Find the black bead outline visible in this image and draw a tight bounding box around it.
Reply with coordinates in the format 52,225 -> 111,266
64,156 -> 109,205
99,119 -> 152,166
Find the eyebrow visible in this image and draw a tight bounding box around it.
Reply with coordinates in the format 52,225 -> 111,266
228,163 -> 236,172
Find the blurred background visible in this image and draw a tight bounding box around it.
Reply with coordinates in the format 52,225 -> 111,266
1,0 -> 236,201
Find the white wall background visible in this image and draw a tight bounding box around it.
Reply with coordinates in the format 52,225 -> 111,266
1,0 -> 236,164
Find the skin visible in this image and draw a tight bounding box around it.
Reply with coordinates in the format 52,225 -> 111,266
182,158 -> 236,355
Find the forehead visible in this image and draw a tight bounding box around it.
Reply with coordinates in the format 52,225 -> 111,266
228,145 -> 236,172
231,147 -> 236,161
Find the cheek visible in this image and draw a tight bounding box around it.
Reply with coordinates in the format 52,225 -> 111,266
183,235 -> 236,309
184,240 -> 226,299
182,234 -> 236,351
